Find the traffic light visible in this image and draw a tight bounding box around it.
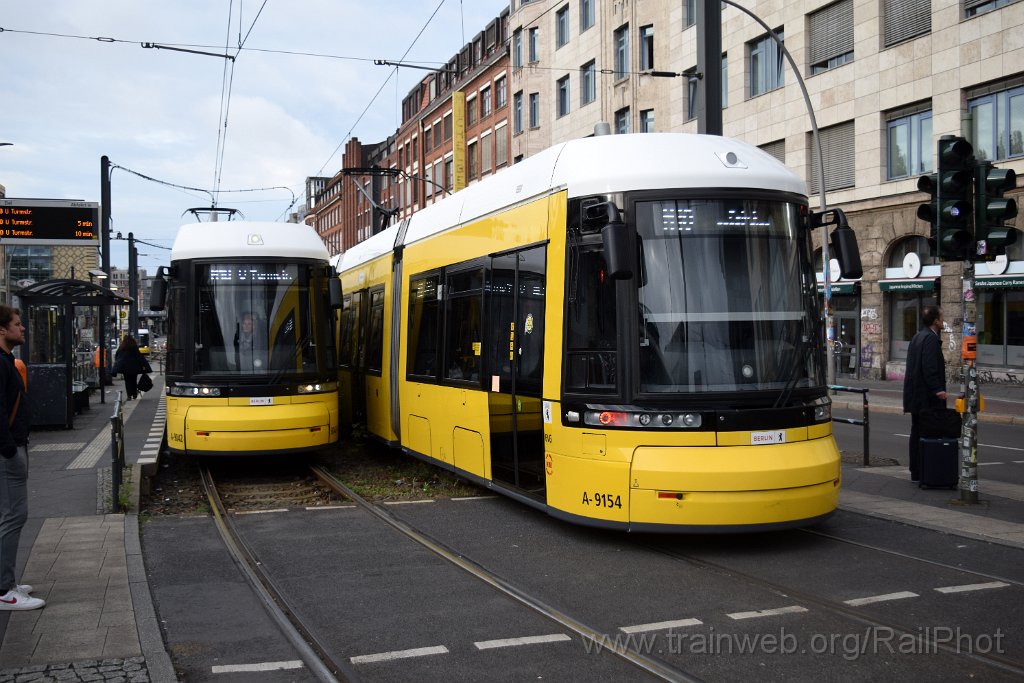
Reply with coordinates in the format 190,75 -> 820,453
935,135 -> 974,261
916,173 -> 939,246
974,162 -> 1018,258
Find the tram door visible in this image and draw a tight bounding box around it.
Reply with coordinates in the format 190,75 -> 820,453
488,246 -> 546,500
349,291 -> 368,424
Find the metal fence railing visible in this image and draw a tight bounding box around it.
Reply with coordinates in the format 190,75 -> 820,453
830,385 -> 870,466
110,391 -> 125,512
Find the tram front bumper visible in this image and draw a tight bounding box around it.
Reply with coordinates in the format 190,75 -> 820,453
183,403 -> 332,454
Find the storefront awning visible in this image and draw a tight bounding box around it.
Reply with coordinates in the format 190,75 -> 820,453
976,275 -> 1024,290
878,278 -> 937,292
816,282 -> 858,295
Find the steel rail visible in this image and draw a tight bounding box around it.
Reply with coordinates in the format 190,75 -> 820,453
310,465 -> 701,683
641,541 -> 1024,677
199,465 -> 358,683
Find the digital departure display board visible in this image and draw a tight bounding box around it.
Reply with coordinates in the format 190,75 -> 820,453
0,199 -> 99,245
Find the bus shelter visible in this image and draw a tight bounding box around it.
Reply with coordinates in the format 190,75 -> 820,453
13,279 -> 131,428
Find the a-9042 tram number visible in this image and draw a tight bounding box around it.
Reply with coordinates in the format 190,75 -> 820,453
581,491 -> 622,508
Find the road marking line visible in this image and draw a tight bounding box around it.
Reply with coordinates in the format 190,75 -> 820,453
844,591 -> 918,606
211,661 -> 303,673
978,462 -> 1005,466
234,509 -> 289,515
895,434 -> 1024,454
620,618 -> 702,633
727,606 -> 807,620
382,499 -> 435,505
305,505 -> 357,510
351,645 -> 448,664
474,634 -> 571,650
1015,460 -> 1024,464
935,581 -> 1010,594
452,495 -> 500,501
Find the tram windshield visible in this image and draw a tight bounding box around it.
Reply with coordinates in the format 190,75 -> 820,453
635,197 -> 820,393
190,262 -> 332,377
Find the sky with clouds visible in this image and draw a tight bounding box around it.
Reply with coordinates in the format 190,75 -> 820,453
0,0 -> 509,272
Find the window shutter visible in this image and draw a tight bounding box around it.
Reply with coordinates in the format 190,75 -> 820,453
883,0 -> 931,47
963,0 -> 991,11
808,0 -> 854,65
759,139 -> 786,164
809,122 -> 855,194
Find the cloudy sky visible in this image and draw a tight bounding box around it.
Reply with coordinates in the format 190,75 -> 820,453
0,0 -> 509,271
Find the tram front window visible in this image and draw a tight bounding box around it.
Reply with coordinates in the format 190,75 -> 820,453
193,263 -> 321,376
635,198 -> 820,393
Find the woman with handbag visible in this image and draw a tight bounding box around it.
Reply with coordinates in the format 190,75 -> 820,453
112,335 -> 152,400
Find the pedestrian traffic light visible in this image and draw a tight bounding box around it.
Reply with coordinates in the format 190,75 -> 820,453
974,162 -> 1018,258
935,135 -> 974,261
916,173 -> 939,247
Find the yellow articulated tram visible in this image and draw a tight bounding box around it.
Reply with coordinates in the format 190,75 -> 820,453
151,220 -> 342,456
338,132 -> 860,532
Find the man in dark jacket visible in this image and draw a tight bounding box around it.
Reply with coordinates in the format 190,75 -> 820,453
0,305 -> 44,610
902,305 -> 949,482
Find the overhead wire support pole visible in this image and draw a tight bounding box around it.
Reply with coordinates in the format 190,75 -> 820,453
140,42 -> 236,61
718,0 -> 833,385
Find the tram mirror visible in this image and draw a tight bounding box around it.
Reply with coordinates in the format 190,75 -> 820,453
602,221 -> 633,280
329,278 -> 343,309
150,271 -> 167,312
830,223 -> 863,280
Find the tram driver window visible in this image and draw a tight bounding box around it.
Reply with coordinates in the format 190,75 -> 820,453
565,245 -> 618,393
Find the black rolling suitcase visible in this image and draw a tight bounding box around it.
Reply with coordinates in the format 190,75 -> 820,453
919,437 -> 958,489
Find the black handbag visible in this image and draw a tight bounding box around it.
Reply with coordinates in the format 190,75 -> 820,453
920,407 -> 961,439
137,373 -> 154,393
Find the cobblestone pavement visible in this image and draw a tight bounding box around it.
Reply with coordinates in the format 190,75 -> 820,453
0,657 -> 150,683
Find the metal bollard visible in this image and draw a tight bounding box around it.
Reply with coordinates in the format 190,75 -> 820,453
829,385 -> 870,466
109,392 -> 125,512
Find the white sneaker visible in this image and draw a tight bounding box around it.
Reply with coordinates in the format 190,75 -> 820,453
0,589 -> 45,610
17,584 -> 33,594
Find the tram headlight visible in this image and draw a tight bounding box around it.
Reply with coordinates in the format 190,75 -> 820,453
581,410 -> 703,429
297,381 -> 338,394
167,384 -> 221,397
813,402 -> 832,422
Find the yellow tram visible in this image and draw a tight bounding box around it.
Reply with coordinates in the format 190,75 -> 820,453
151,220 -> 342,456
337,133 -> 860,531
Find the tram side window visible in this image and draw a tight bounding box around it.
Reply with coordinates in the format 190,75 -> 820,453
365,288 -> 385,374
166,286 -> 186,374
444,268 -> 484,383
407,275 -> 440,379
339,292 -> 362,368
565,246 -> 618,393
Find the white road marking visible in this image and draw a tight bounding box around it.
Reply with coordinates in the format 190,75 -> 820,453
382,499 -> 435,505
620,618 -> 702,633
474,634 -> 571,650
978,462 -> 1005,466
895,434 -> 1024,453
211,661 -> 303,673
727,606 -> 807,620
350,645 -> 449,664
452,495 -> 500,501
844,591 -> 918,606
305,505 -> 357,510
234,509 -> 289,515
935,581 -> 1010,594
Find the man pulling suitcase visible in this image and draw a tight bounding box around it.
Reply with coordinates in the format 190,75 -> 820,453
902,305 -> 951,484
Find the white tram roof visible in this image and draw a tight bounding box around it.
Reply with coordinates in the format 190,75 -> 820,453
338,133 -> 806,273
171,220 -> 330,262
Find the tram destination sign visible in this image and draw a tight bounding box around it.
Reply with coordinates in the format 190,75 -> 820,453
0,199 -> 99,245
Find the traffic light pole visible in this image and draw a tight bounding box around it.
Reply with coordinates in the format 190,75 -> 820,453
959,263 -> 980,504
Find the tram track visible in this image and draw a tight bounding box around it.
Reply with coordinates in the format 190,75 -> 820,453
636,538 -> 1024,678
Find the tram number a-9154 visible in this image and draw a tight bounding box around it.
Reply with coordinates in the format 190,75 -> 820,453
582,491 -> 623,508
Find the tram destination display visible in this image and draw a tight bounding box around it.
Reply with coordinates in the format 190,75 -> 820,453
0,199 -> 99,245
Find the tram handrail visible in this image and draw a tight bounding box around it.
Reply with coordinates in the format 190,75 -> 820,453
829,385 -> 870,467
110,392 -> 125,512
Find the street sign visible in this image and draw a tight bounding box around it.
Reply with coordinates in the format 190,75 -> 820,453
0,199 -> 99,245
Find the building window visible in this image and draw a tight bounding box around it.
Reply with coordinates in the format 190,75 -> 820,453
748,29 -> 784,97
685,0 -> 696,27
468,140 -> 479,180
481,132 -> 493,175
639,25 -> 654,71
969,83 -> 1024,162
614,24 -> 630,79
887,237 -> 938,361
481,87 -> 492,118
809,1 -> 854,75
496,125 -> 509,166
514,91 -> 524,134
580,60 -> 596,106
530,92 -> 540,128
977,258 -> 1024,367
886,108 -> 932,180
433,121 -> 442,149
466,96 -> 478,126
529,28 -> 539,62
808,120 -> 856,194
557,75 -> 570,117
965,0 -> 1019,18
615,107 -> 630,134
556,5 -> 570,48
580,0 -> 594,32
513,29 -> 523,69
640,109 -> 654,132
444,113 -> 453,140
423,127 -> 432,153
444,158 -> 453,191
759,139 -> 786,163
722,53 -> 728,107
883,0 -> 931,47
496,76 -> 507,109
685,67 -> 698,121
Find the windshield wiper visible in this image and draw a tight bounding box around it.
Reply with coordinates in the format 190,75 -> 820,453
773,334 -> 810,409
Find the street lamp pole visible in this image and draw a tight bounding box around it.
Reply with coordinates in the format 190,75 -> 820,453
99,156 -> 112,404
